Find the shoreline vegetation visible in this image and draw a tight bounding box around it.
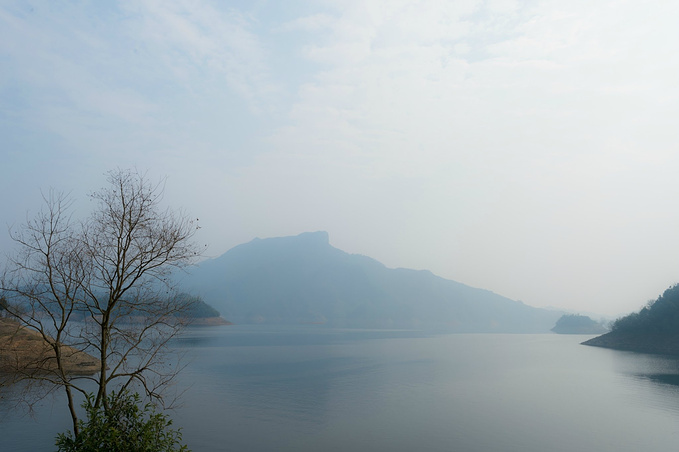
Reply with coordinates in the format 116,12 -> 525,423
583,284 -> 679,356
173,293 -> 233,326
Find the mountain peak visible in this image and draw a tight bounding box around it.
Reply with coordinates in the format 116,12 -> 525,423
296,231 -> 329,244
247,231 -> 329,246
181,232 -> 561,332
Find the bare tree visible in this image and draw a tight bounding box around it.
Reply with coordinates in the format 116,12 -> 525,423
1,169 -> 201,436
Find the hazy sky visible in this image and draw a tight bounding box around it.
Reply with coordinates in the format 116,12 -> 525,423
2,0 -> 679,317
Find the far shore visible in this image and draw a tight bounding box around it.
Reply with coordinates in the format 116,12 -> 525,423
0,317 -> 100,376
188,317 -> 233,326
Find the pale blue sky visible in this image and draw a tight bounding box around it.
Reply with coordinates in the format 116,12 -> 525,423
2,0 -> 679,316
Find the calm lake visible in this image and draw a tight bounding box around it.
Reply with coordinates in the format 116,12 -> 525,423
2,325 -> 679,451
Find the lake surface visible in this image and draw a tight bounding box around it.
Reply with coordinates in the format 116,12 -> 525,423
3,326 -> 679,451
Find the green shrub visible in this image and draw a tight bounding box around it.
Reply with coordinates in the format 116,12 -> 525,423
55,390 -> 189,452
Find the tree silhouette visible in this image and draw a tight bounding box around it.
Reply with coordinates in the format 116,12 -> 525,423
1,169 -> 201,438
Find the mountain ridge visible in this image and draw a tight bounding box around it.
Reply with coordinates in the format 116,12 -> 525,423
179,231 -> 562,332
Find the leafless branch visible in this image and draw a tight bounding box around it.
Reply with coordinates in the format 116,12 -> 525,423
0,169 -> 201,437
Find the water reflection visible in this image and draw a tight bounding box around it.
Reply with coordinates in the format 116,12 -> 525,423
173,325 -> 427,348
612,351 -> 679,383
606,349 -> 679,414
171,326 -> 415,451
5,330 -> 679,452
643,373 -> 679,387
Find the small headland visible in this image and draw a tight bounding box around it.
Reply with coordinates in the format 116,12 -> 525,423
173,293 -> 233,326
582,331 -> 679,355
582,284 -> 679,355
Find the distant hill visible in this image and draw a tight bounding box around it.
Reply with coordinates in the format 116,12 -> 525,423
178,231 -> 561,332
171,293 -> 232,326
551,314 -> 607,334
583,284 -> 679,354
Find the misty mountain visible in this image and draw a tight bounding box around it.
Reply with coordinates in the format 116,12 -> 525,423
178,231 -> 562,332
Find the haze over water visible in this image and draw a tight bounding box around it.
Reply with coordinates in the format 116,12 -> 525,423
3,326 -> 679,451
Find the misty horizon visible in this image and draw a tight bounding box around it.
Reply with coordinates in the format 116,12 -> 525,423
2,1 -> 678,318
